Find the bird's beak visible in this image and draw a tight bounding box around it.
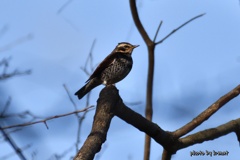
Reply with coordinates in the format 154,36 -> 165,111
133,45 -> 139,48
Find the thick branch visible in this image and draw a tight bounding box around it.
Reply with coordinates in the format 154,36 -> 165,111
76,86 -> 173,159
114,89 -> 173,148
76,86 -> 240,159
173,85 -> 240,138
74,86 -> 120,160
162,150 -> 172,160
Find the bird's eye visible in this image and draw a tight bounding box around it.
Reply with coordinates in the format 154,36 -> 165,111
119,47 -> 126,51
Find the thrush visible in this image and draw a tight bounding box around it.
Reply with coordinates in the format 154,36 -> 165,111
75,42 -> 139,99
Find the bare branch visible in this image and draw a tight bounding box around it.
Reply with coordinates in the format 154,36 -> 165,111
153,21 -> 163,43
63,83 -> 92,153
75,86 -> 173,160
0,69 -> 31,80
129,0 -> 152,45
130,2 -> 205,159
0,144 -> 31,160
75,93 -> 92,152
177,118 -> 240,151
63,84 -> 78,110
73,39 -> 97,153
173,84 -> 240,138
129,1 -> 155,159
1,106 -> 94,130
0,57 -> 31,81
126,0 -> 143,41
2,111 -> 43,121
155,13 -> 205,45
80,39 -> 96,76
74,86 -> 117,160
77,85 -> 240,159
0,126 -> 27,160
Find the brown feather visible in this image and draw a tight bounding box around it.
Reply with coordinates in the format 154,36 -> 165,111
86,50 -> 118,82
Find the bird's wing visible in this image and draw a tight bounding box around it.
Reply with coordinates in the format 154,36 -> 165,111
85,52 -> 117,83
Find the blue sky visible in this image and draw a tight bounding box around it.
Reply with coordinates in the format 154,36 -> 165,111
0,0 -> 240,160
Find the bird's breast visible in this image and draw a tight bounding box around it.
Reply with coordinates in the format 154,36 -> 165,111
100,56 -> 133,85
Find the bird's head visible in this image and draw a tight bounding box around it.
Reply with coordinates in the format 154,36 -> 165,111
115,42 -> 139,55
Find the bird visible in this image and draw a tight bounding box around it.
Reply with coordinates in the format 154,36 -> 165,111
75,42 -> 139,99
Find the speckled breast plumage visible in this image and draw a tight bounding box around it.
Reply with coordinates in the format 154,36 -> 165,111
101,54 -> 133,85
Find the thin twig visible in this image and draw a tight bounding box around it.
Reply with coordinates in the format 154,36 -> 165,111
0,58 -> 31,80
153,21 -> 163,43
81,39 -> 96,75
74,39 -> 96,153
63,84 -> 78,110
1,106 -> 94,130
155,13 -> 205,45
2,111 -> 44,121
73,91 -> 92,153
63,83 -> 83,152
0,69 -> 31,80
0,126 -> 27,160
0,144 -> 31,160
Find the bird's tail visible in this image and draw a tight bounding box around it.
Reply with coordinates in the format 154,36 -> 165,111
75,79 -> 101,99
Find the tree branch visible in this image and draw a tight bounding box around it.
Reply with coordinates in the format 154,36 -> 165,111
76,86 -> 173,160
173,84 -> 240,138
155,13 -> 205,45
76,85 -> 240,159
0,126 -> 27,160
153,21 -> 163,43
129,0 -> 152,45
114,89 -> 173,148
0,58 -> 31,81
129,2 -> 205,159
176,118 -> 240,151
74,86 -> 118,160
1,106 -> 93,130
129,1 -> 155,159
